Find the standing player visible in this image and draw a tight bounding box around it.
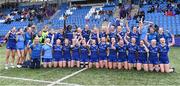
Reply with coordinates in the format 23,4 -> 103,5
117,26 -> 125,41
89,39 -> 99,68
4,27 -> 17,69
137,40 -> 149,71
24,27 -> 33,60
53,39 -> 63,68
116,39 -> 128,70
159,37 -> 175,73
108,38 -> 117,69
16,28 -> 25,68
42,38 -> 53,68
147,26 -> 158,43
98,37 -> 108,68
90,28 -> 99,44
82,24 -> 91,42
63,39 -> 71,67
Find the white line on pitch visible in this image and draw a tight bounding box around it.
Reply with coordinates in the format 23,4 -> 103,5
0,75 -> 52,83
0,75 -> 80,85
47,68 -> 87,86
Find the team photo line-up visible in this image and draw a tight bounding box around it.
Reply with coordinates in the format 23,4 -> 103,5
4,18 -> 175,73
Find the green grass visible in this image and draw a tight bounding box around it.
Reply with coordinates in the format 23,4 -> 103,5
0,46 -> 180,85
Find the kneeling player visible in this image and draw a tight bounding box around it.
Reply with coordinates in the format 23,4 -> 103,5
71,38 -> 80,67
29,37 -> 42,69
80,39 -> 89,68
159,38 -> 175,73
108,38 -> 117,69
137,40 -> 149,71
125,37 -> 137,70
116,39 -> 128,70
62,39 -> 71,67
42,38 -> 53,68
89,40 -> 99,68
53,39 -> 63,68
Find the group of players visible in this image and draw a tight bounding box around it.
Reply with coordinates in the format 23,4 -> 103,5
4,20 -> 175,73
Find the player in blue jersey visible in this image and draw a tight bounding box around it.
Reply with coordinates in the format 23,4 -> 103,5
158,27 -> 174,44
159,37 -> 175,73
80,38 -> 89,68
108,25 -> 116,41
90,28 -> 99,44
117,26 -> 125,41
99,27 -> 107,38
5,27 -> 17,69
42,38 -> 53,68
116,39 -> 128,70
126,22 -> 140,45
63,39 -> 71,67
124,37 -> 137,70
145,39 -> 160,72
108,38 -> 117,69
82,24 -> 91,42
71,38 -> 80,67
137,40 -> 149,71
16,28 -> 25,68
56,29 -> 64,43
53,39 -> 63,68
29,37 -> 42,69
24,27 -> 33,61
89,39 -> 99,68
146,26 -> 158,43
98,37 -> 108,68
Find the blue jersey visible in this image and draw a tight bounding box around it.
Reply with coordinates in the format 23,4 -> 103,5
127,43 -> 137,55
42,44 -> 53,59
148,45 -> 158,58
108,44 -> 117,56
117,31 -> 125,39
137,46 -> 147,58
53,45 -> 63,58
90,45 -> 98,58
108,43 -> 117,62
65,31 -> 73,41
16,34 -> 25,49
98,42 -> 108,58
147,32 -> 158,43
127,43 -> 137,63
99,32 -> 106,38
158,44 -> 169,64
129,32 -> 140,44
56,33 -> 64,42
71,45 -> 80,60
137,45 -> 148,63
80,45 -> 89,58
30,43 -> 42,59
6,32 -> 16,49
148,45 -> 159,64
82,30 -> 90,41
159,44 -> 169,58
63,44 -> 71,60
109,32 -> 116,39
116,44 -> 127,58
25,32 -> 32,45
47,33 -> 53,41
91,32 -> 98,40
80,45 -> 89,62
